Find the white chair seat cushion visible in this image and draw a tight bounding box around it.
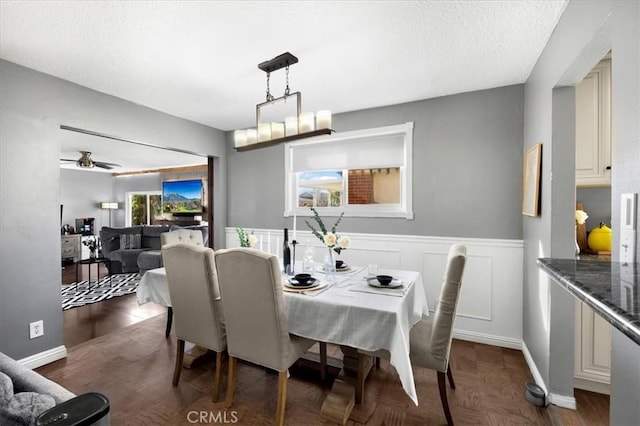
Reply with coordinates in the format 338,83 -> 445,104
409,319 -> 447,372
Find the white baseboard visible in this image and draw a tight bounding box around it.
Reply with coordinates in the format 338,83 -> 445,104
521,341 -> 550,396
453,330 -> 522,350
521,341 -> 577,410
549,393 -> 577,409
18,345 -> 68,369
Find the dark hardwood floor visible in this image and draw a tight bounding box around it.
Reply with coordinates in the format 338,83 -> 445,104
61,262 -> 166,348
47,265 -> 609,425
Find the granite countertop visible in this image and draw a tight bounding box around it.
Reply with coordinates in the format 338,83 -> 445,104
537,258 -> 639,345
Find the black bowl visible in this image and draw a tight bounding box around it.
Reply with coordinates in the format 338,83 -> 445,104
376,275 -> 393,286
335,260 -> 345,269
294,273 -> 312,286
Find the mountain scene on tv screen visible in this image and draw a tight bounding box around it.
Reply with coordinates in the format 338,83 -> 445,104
163,193 -> 202,213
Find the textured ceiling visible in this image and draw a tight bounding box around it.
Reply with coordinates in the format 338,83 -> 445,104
1,0 -> 568,171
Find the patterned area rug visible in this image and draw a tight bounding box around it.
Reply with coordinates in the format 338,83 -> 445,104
61,273 -> 142,311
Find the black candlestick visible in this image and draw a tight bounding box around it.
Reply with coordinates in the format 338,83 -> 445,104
291,240 -> 298,275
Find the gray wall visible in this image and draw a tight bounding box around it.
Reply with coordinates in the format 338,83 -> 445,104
227,85 -> 525,239
523,0 -> 640,403
0,59 -> 227,359
576,187 -> 612,231
610,1 -> 640,261
112,174 -> 163,227
60,169 -> 114,231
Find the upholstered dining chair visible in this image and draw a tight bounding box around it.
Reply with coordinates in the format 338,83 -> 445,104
159,229 -> 205,337
213,248 -> 317,426
360,244 -> 467,425
161,228 -> 205,247
162,243 -> 226,402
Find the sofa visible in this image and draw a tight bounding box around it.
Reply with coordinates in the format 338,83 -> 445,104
0,352 -> 111,425
100,225 -> 208,274
0,351 -> 74,425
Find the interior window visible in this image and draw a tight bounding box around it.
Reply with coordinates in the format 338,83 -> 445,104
285,122 -> 414,218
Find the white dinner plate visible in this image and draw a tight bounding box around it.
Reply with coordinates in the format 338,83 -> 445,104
366,277 -> 403,289
285,277 -> 319,289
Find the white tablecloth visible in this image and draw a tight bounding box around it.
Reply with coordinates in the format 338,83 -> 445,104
285,267 -> 428,405
136,265 -> 428,405
137,267 -> 172,307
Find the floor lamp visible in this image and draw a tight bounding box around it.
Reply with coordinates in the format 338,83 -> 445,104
100,202 -> 118,227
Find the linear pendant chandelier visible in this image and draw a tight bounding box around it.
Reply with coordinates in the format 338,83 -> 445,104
234,52 -> 333,151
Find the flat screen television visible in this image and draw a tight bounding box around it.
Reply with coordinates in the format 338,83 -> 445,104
162,179 -> 203,214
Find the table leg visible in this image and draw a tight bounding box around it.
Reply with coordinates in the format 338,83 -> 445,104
87,262 -> 93,291
320,346 -> 374,424
75,262 -> 80,293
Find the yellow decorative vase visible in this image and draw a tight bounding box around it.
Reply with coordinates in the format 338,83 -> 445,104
587,223 -> 612,252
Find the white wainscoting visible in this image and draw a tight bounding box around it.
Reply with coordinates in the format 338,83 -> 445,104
225,228 -> 524,349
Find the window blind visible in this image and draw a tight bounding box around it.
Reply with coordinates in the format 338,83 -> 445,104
290,133 -> 405,172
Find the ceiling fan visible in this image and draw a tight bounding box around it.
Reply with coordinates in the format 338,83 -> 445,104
60,151 -> 121,170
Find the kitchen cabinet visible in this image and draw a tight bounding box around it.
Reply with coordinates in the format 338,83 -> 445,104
575,58 -> 611,187
574,299 -> 611,394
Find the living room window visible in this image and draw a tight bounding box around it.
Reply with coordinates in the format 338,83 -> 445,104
125,191 -> 162,226
285,122 -> 414,218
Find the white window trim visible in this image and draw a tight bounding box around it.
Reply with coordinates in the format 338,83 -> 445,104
284,122 -> 414,219
125,191 -> 161,226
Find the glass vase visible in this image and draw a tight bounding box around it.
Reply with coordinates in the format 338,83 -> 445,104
90,248 -> 97,259
324,248 -> 336,283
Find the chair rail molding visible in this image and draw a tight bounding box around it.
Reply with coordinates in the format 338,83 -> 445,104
225,228 -> 524,349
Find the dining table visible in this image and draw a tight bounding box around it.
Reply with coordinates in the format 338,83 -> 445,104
136,261 -> 429,423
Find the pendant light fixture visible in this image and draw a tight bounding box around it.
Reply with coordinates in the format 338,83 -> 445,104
234,52 -> 333,151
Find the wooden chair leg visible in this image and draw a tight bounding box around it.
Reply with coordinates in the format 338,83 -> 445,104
275,371 -> 288,426
165,307 -> 173,338
224,356 -> 237,409
446,362 -> 455,389
319,342 -> 327,381
212,351 -> 224,402
438,371 -> 454,425
172,339 -> 185,386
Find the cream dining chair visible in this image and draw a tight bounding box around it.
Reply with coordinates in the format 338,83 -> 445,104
159,229 -> 205,337
361,244 -> 467,425
214,248 -> 317,426
162,243 -> 227,402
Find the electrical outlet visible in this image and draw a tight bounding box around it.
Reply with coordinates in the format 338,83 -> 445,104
620,229 -> 636,264
29,320 -> 44,339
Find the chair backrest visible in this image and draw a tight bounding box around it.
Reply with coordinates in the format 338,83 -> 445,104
162,243 -> 225,351
161,229 -> 204,247
214,248 -> 292,371
430,244 -> 467,362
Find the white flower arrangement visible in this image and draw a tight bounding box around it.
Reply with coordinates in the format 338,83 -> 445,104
305,208 -> 350,254
575,210 -> 589,225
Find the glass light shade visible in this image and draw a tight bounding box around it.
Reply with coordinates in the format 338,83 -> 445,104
299,112 -> 315,133
246,128 -> 258,144
258,123 -> 271,142
100,202 -> 118,209
271,122 -> 285,139
316,110 -> 332,129
234,130 -> 247,147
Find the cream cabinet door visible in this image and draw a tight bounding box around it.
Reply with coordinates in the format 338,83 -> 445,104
575,58 -> 611,187
574,299 -> 611,394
